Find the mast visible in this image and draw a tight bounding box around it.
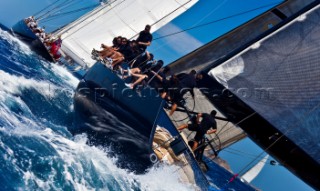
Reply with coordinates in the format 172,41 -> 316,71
54,0 -> 199,67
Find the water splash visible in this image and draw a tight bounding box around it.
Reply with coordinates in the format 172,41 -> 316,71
0,28 -> 196,191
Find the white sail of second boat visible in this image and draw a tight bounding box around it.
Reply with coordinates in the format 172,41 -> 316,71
54,0 -> 199,67
241,155 -> 269,183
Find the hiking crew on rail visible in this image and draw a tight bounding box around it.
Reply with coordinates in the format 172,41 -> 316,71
91,24 -> 218,156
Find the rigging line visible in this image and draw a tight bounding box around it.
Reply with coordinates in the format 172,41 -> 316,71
215,120 -> 231,135
199,153 -> 270,179
53,0 -> 85,12
214,122 -> 245,141
171,95 -> 196,123
195,112 -> 256,152
40,5 -> 98,24
39,0 -> 81,21
37,0 -> 76,21
52,1 -> 112,35
181,113 -> 231,152
37,0 -> 73,21
207,114 -> 240,141
186,131 -> 193,139
58,0 -> 195,59
33,0 -> 63,17
235,102 -> 320,179
205,132 -> 222,152
59,0 -> 122,40
222,149 -> 273,163
37,0 -> 74,20
129,0 -> 194,40
191,0 -> 229,28
224,147 -> 270,159
146,0 -> 280,56
44,0 -> 89,19
203,132 -> 223,152
41,1 -> 88,23
202,4 -> 318,146
153,1 -> 282,41
204,17 -> 320,179
209,5 -> 320,150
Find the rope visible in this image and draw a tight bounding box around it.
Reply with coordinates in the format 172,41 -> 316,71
153,1 -> 282,41
196,112 -> 255,151
217,99 -> 320,188
33,0 -> 63,18
128,0 -> 194,40
170,95 -> 196,122
222,149 -> 273,164
40,5 -> 98,23
37,0 -> 76,21
212,11 -> 320,184
58,0 -> 123,39
152,136 -> 176,150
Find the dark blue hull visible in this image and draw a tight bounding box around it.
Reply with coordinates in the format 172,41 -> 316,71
30,39 -> 56,62
72,62 -> 210,188
12,19 -> 37,40
74,82 -> 153,171
72,62 -> 260,190
11,19 -> 55,62
72,63 -> 170,171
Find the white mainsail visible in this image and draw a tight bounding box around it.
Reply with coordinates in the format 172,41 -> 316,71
241,155 -> 269,183
54,0 -> 199,67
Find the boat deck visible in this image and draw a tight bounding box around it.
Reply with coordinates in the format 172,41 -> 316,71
166,89 -> 247,156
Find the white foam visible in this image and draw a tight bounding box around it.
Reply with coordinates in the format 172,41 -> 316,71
8,127 -> 196,191
0,99 -> 37,131
0,65 -> 195,190
0,70 -> 74,129
49,64 -> 79,88
0,70 -> 60,99
0,29 -> 33,55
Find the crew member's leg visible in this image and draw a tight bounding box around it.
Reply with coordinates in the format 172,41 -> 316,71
193,130 -> 204,151
169,103 -> 177,116
192,141 -> 198,151
177,124 -> 188,131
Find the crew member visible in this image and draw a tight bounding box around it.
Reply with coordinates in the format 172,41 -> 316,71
50,35 -> 62,60
178,110 -> 217,151
136,24 -> 153,53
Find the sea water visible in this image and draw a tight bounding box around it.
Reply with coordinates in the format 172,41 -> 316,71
0,29 -> 198,191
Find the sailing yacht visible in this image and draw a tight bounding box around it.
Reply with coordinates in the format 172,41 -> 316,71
9,0 -> 320,190
48,0 -> 256,190
54,0 -> 199,69
10,1 -> 100,63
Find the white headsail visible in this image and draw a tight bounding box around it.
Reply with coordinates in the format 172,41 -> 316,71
241,155 -> 269,183
54,0 -> 199,67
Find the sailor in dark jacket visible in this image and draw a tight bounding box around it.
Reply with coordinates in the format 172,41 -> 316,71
178,110 -> 217,151
136,25 -> 153,53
